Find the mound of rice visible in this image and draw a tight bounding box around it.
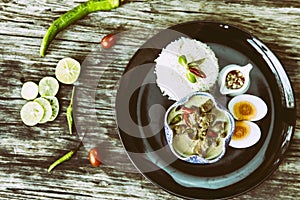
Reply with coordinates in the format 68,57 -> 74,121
155,37 -> 219,101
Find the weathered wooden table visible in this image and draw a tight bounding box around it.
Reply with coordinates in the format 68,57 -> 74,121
0,0 -> 299,199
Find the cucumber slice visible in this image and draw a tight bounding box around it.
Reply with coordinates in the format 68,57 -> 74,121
34,97 -> 52,123
43,96 -> 59,121
20,101 -> 44,126
39,76 -> 59,96
21,81 -> 38,100
55,57 -> 81,84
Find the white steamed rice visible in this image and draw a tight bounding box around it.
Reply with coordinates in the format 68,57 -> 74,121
155,37 -> 219,101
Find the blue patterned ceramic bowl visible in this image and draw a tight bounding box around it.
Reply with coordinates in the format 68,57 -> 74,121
164,92 -> 235,164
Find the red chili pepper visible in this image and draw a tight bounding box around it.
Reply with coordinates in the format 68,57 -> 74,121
183,113 -> 191,127
207,130 -> 218,138
101,33 -> 116,49
189,67 -> 206,78
182,106 -> 195,114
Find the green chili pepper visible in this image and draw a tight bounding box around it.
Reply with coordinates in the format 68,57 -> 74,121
186,72 -> 196,83
67,86 -> 75,135
178,55 -> 188,67
40,0 -> 122,57
170,114 -> 182,125
48,150 -> 74,172
48,140 -> 84,173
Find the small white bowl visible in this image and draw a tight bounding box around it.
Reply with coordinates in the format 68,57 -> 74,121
218,63 -> 253,96
164,92 -> 235,164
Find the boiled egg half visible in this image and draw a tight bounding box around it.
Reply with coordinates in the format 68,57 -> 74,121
229,121 -> 261,148
228,94 -> 267,148
228,94 -> 268,121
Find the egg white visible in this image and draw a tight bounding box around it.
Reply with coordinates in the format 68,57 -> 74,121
229,121 -> 261,148
228,94 -> 267,121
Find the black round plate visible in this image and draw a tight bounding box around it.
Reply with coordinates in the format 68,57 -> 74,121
115,21 -> 296,199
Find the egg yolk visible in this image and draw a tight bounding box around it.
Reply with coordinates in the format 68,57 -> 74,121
232,121 -> 250,140
233,101 -> 256,120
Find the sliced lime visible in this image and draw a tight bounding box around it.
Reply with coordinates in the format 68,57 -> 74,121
20,101 -> 44,126
43,96 -> 59,121
55,57 -> 81,84
39,76 -> 59,97
21,81 -> 39,100
34,97 -> 52,123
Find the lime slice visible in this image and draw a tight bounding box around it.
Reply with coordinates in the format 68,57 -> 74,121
39,76 -> 59,96
21,81 -> 38,100
55,57 -> 81,84
34,97 -> 52,123
20,101 -> 44,126
43,96 -> 59,121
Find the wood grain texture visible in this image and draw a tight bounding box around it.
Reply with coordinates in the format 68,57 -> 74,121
0,0 -> 299,199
